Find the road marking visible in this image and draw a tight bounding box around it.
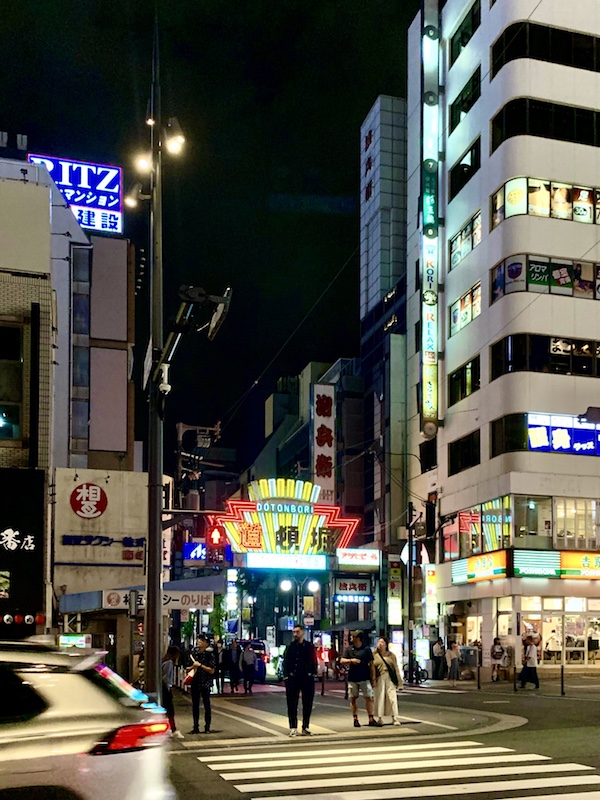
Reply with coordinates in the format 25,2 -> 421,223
237,761 -> 589,793
222,752 -> 547,780
483,700 -> 510,704
251,774 -> 600,800
230,703 -> 334,734
210,707 -> 287,737
198,739 -> 490,762
205,745 -> 513,770
396,714 -> 457,730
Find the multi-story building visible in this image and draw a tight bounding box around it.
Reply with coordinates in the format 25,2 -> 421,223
407,0 -> 600,670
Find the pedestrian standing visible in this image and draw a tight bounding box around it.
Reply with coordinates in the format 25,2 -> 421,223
283,623 -> 318,737
373,637 -> 402,726
162,645 -> 184,739
240,642 -> 257,694
519,635 -> 540,689
432,638 -> 445,680
228,641 -> 241,693
491,637 -> 505,682
215,640 -> 226,694
187,635 -> 216,734
340,630 -> 382,727
446,641 -> 460,687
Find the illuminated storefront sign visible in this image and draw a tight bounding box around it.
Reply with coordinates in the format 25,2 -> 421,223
481,496 -> 511,551
28,153 -> 123,234
419,3 -> 440,439
214,478 -> 358,556
528,413 -> 598,455
183,541 -> 207,567
452,551 -> 507,584
560,551 -> 600,579
513,551 -> 561,577
424,566 -> 437,624
335,594 -> 372,603
246,552 -> 327,571
336,548 -> 381,571
312,384 -> 335,505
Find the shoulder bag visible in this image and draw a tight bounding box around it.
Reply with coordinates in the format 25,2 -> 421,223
184,665 -> 197,686
379,651 -> 399,686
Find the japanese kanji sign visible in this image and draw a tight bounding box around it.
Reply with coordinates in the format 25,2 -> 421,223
28,153 -> 123,234
336,548 -> 381,571
213,477 -> 359,557
70,484 -> 108,519
312,383 -> 335,505
102,589 -> 214,611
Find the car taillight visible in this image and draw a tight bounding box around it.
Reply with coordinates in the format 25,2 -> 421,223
89,721 -> 170,755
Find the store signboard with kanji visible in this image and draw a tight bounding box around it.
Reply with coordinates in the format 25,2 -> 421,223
0,468 -> 45,638
214,477 -> 359,557
311,383 -> 335,505
28,153 -> 123,234
336,548 -> 381,571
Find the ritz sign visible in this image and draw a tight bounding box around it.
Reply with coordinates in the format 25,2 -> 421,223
28,153 -> 123,234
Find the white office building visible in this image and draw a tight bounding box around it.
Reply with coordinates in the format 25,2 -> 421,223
407,0 -> 600,670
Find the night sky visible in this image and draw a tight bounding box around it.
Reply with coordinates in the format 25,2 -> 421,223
0,0 -> 420,470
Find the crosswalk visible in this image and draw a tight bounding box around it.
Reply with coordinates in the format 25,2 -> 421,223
329,684 -> 466,697
198,738 -> 600,800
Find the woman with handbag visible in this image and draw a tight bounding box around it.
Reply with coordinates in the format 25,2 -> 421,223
374,637 -> 402,726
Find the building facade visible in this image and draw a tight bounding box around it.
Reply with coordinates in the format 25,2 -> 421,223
407,0 -> 600,669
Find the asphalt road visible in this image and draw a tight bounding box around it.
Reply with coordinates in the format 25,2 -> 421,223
167,675 -> 600,799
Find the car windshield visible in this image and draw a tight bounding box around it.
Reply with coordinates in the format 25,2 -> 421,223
84,663 -> 149,706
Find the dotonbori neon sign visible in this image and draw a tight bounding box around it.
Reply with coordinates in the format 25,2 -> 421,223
213,478 -> 359,555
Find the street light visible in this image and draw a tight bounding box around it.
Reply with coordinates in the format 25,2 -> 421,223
279,577 -> 319,623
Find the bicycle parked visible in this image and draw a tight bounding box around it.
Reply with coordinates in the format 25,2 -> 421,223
403,655 -> 429,683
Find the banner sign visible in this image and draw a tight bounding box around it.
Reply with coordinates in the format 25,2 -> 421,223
102,589 -> 214,611
452,551 -> 507,584
336,548 -> 380,571
560,551 -> 600,579
214,478 -> 358,556
312,384 -> 336,504
28,153 -> 123,234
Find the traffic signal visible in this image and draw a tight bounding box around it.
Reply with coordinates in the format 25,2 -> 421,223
207,525 -> 226,564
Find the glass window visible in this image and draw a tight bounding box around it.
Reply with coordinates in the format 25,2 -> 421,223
543,598 -> 563,611
0,666 -> 47,723
450,0 -> 481,66
589,599 -> 600,611
443,517 -> 459,561
448,429 -> 480,476
450,67 -> 481,133
555,498 -> 598,549
481,495 -> 511,551
73,347 -> 90,387
528,179 -> 550,217
449,139 -> 481,200
498,597 -> 512,612
72,247 -> 91,283
491,186 -> 504,229
0,327 -> 21,360
458,506 -> 481,557
521,596 -> 542,611
514,496 -> 553,548
448,356 -> 480,407
491,414 -> 528,457
73,294 -> 90,335
566,598 -> 586,612
71,399 -> 88,440
551,183 -> 573,220
0,403 -> 20,440
505,178 -> 528,218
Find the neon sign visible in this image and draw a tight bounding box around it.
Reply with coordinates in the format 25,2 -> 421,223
28,153 -> 123,234
214,478 -> 359,556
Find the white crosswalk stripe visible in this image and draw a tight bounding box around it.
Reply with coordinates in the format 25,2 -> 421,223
198,738 -> 600,800
328,685 -> 466,696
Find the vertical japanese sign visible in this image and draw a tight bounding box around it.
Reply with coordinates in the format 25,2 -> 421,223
0,469 -> 45,638
28,153 -> 123,234
420,0 -> 440,440
312,383 -> 336,505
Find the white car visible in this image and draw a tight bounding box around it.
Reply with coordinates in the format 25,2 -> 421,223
0,640 -> 174,800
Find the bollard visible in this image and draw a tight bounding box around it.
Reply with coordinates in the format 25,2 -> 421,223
321,673 -> 325,696
561,664 -> 565,696
477,663 -> 481,690
513,664 -> 517,693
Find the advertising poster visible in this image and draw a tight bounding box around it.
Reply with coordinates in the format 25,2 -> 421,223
492,186 -> 505,228
504,256 -> 526,293
573,261 -> 594,299
573,187 -> 594,223
472,212 -> 482,247
504,178 -> 528,218
460,291 -> 472,328
450,233 -> 462,270
491,263 -> 505,303
551,182 -> 573,220
460,220 -> 473,259
471,283 -> 482,318
527,257 -> 550,292
550,260 -> 573,295
450,300 -> 461,337
528,178 -> 550,216
595,264 -> 600,300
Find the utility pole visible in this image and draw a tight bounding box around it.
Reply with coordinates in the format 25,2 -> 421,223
406,500 -> 415,684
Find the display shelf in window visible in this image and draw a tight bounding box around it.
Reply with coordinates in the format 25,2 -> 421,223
450,282 -> 481,336
449,210 -> 481,270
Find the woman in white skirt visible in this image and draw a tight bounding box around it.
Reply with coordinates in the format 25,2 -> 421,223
374,637 -> 402,726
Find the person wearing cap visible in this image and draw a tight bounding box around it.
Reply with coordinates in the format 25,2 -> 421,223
340,630 -> 381,727
187,635 -> 216,734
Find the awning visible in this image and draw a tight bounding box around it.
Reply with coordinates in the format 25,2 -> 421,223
322,619 -> 376,633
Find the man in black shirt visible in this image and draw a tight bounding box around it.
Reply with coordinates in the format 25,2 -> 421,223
283,623 -> 318,736
341,630 -> 381,727
187,635 -> 216,734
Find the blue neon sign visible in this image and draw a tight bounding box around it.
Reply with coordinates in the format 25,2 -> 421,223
527,413 -> 597,456
183,542 -> 207,562
28,153 -> 123,234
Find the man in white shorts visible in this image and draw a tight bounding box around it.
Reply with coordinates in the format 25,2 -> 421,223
340,630 -> 382,727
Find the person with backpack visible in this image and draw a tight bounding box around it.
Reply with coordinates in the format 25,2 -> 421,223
373,637 -> 402,726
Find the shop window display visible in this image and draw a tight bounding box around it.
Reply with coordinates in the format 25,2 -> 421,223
514,496 -> 553,549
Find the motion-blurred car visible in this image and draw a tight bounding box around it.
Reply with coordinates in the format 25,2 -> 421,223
237,639 -> 268,683
0,640 -> 174,800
